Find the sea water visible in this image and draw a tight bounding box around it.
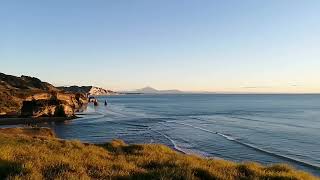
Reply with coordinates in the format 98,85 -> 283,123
44,94 -> 320,175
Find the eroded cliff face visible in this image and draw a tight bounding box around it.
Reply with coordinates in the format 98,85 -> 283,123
0,90 -> 22,115
58,86 -> 118,96
21,92 -> 87,117
0,73 -> 88,117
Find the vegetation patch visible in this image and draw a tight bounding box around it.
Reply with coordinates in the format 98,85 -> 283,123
0,128 -> 318,180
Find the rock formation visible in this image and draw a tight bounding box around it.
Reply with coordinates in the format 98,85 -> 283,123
59,86 -> 118,96
0,73 -> 88,117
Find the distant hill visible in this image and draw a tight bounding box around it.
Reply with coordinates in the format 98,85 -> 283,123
128,86 -> 183,94
58,86 -> 118,96
0,72 -> 59,92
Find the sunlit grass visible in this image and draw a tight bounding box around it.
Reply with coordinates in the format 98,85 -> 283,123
0,128 -> 318,179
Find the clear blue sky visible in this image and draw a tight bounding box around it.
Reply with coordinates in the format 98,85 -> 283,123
1,0 -> 319,92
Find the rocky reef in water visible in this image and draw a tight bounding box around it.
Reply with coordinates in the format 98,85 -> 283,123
0,72 -> 88,117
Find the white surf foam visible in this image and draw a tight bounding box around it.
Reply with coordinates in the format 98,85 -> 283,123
166,120 -> 320,170
151,130 -> 185,153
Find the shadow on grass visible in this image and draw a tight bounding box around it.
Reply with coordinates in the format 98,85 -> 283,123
117,167 -> 218,180
0,159 -> 23,179
99,139 -> 144,155
43,162 -> 75,180
99,140 -> 220,180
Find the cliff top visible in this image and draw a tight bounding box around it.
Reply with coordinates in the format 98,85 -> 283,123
0,73 -> 59,92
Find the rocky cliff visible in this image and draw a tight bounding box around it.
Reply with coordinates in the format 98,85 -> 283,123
0,73 -> 87,117
59,86 -> 118,96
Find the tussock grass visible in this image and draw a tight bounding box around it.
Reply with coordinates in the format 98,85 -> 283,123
0,129 -> 318,180
0,127 -> 55,137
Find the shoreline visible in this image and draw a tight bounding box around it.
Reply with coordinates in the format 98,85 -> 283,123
0,116 -> 77,126
0,125 -> 319,177
1,112 -> 319,177
0,127 -> 318,179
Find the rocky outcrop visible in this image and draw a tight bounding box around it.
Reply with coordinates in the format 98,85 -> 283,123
0,90 -> 21,115
88,86 -> 118,96
20,92 -> 88,117
0,73 -> 88,117
59,86 -> 118,96
21,99 -> 72,117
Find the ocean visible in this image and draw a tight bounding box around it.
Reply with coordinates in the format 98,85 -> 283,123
42,94 -> 320,175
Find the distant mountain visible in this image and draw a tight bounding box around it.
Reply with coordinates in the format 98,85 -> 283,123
58,86 -> 118,96
136,87 -> 159,94
128,86 -> 183,94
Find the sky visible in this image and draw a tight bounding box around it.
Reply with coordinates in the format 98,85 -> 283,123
1,0 -> 320,93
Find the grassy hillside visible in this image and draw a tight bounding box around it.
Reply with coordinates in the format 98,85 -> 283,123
0,128 -> 318,180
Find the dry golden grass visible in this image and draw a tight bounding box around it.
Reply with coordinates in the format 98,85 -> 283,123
0,128 -> 318,180
0,127 -> 55,137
